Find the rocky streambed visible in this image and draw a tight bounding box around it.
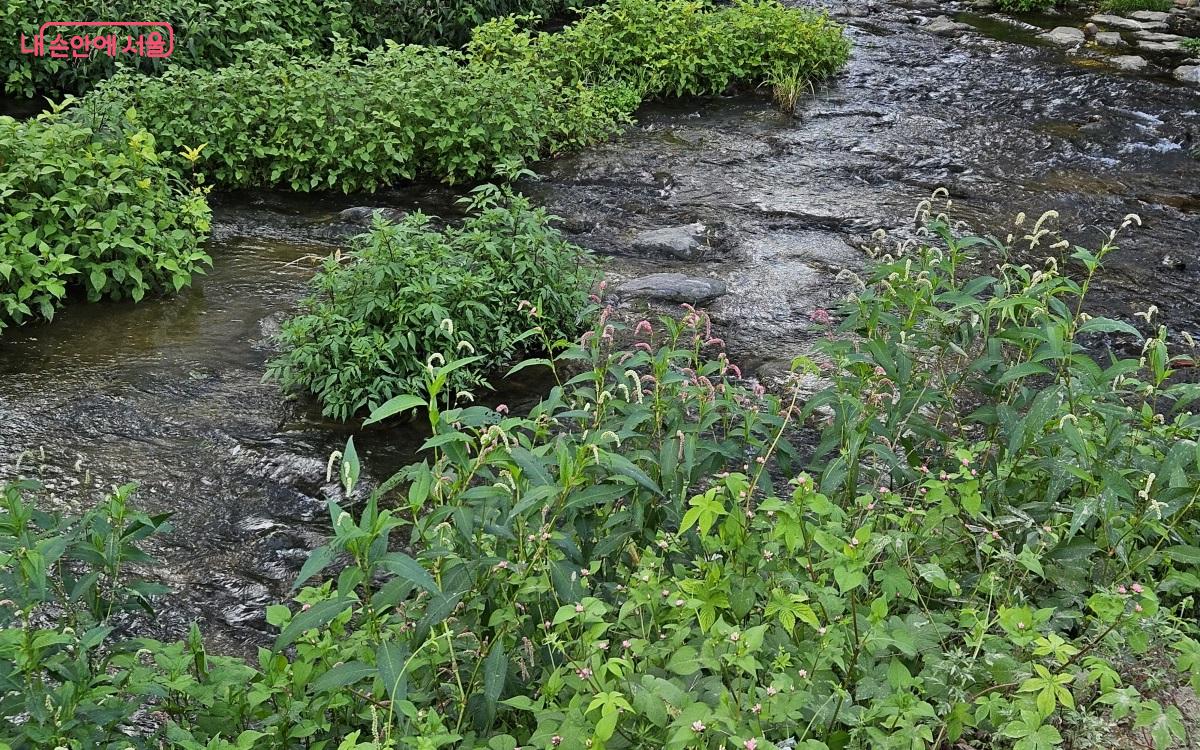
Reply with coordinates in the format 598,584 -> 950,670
0,0 -> 1197,650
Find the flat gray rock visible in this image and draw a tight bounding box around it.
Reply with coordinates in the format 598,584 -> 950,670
1139,39 -> 1183,50
617,273 -> 728,305
1090,12 -> 1167,29
1130,9 -> 1171,21
1040,26 -> 1086,44
1111,54 -> 1149,69
1095,31 -> 1126,45
925,15 -> 972,35
1134,30 -> 1186,41
631,223 -> 708,259
1174,64 -> 1200,82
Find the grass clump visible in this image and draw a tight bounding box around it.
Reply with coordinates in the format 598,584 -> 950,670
1098,0 -> 1174,12
4,201 -> 1200,750
76,0 -> 848,193
266,184 -> 594,421
0,111 -> 211,332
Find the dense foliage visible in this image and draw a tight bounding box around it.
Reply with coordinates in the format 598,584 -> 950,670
267,185 -> 594,420
4,204 -> 1200,750
76,0 -> 848,192
1097,0 -> 1173,12
1,0 -> 587,98
0,111 -> 211,332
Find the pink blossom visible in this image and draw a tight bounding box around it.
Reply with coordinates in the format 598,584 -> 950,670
691,720 -> 706,733
635,341 -> 652,353
810,308 -> 833,325
1117,585 -> 1127,594
574,603 -> 584,613
496,404 -> 509,415
744,740 -> 759,750
751,703 -> 762,714
621,640 -> 631,649
1132,583 -> 1144,594
635,320 -> 653,336
704,337 -> 725,348
576,667 -> 592,679
551,736 -> 562,747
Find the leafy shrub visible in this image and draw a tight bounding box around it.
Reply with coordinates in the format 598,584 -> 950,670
0,0 -> 347,97
267,185 -> 594,420
0,111 -> 211,332
471,0 -> 850,100
4,202 -> 1200,750
78,43 -> 631,192
77,0 -> 848,192
1,0 -> 589,98
1097,0 -> 1173,12
1180,37 -> 1200,53
995,0 -> 1057,12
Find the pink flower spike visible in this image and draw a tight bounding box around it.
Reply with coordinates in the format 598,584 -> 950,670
728,363 -> 742,378
744,740 -> 759,750
588,294 -> 601,303
635,341 -> 653,353
809,308 -> 833,325
1132,583 -> 1144,594
598,280 -> 607,291
1117,585 -> 1127,594
704,337 -> 725,348
635,319 -> 653,336
496,404 -> 509,415
691,720 -> 706,733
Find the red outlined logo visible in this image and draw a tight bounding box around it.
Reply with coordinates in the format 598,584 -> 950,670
20,21 -> 174,59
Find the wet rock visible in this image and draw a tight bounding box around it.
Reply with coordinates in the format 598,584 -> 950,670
1111,54 -> 1149,70
1095,31 -> 1126,45
972,0 -> 996,9
1174,64 -> 1200,82
1130,9 -> 1172,21
337,206 -> 408,225
1083,22 -> 1100,38
1090,12 -> 1167,30
617,273 -> 728,305
925,15 -> 971,35
1139,39 -> 1183,51
1134,30 -> 1187,41
1040,26 -> 1086,45
631,223 -> 708,259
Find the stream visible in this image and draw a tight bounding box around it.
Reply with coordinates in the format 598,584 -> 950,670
1,0 -> 1197,652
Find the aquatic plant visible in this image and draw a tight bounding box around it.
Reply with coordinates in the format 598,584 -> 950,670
3,203 -> 1199,750
267,183 -> 594,420
76,0 -> 849,192
0,110 -> 211,332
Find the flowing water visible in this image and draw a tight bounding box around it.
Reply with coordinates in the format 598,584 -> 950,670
1,0 -> 1197,650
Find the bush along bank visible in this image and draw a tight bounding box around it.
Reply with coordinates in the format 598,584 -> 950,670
1,0 -> 590,98
266,183 -> 595,421
0,110 -> 211,332
4,203 -> 1200,750
76,0 -> 849,193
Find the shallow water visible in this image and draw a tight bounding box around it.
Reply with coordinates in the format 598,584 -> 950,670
1,0 -> 1197,648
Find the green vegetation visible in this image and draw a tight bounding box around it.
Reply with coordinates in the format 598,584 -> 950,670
1,0 -> 589,98
0,111 -> 211,332
5,204 -> 1200,750
267,185 -> 594,420
995,0 -> 1055,12
1182,37 -> 1200,53
77,0 -> 849,192
1097,0 -> 1173,12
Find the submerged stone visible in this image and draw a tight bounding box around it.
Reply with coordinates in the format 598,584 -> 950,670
925,15 -> 971,35
1111,54 -> 1149,70
631,222 -> 709,259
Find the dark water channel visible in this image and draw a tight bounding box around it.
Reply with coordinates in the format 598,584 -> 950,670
0,0 -> 1197,650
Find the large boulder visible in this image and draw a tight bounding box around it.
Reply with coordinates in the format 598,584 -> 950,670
617,273 -> 728,305
1040,26 -> 1086,44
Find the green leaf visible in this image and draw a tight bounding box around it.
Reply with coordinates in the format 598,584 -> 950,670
378,552 -> 439,595
310,660 -> 374,693
363,394 -> 426,426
